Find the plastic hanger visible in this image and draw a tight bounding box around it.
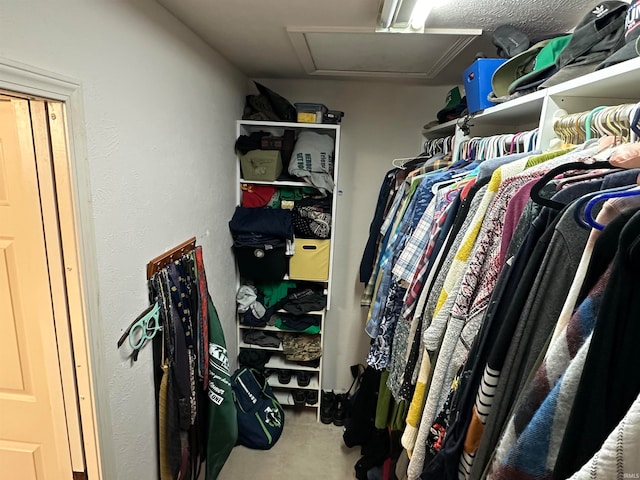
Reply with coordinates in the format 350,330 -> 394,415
391,155 -> 430,169
530,161 -> 614,209
593,108 -> 614,138
530,130 -> 540,151
445,176 -> 474,201
583,186 -> 640,230
553,114 -> 572,145
509,132 -> 523,155
552,104 -> 640,146
631,103 -> 640,138
430,170 -> 470,194
555,168 -> 620,191
585,106 -> 607,141
572,185 -> 632,229
117,301 -> 161,361
618,105 -> 634,142
391,156 -> 413,169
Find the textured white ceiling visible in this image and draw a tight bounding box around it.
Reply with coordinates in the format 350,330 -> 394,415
157,0 -> 610,84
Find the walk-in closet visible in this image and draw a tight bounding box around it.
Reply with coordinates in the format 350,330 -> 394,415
1,1 -> 640,479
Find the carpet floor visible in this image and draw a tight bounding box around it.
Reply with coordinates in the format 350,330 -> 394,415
218,408 -> 362,479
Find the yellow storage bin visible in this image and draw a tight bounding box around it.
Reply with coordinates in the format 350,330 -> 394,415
289,239 -> 330,281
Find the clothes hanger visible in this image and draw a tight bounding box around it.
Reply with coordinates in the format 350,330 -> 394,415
572,185 -> 633,229
460,139 -> 472,161
630,103 -> 640,138
391,155 -> 430,170
575,114 -> 586,144
618,105 -> 633,142
391,157 -> 412,169
585,106 -> 607,141
509,132 -> 523,155
530,130 -> 540,151
117,301 -> 161,361
555,167 -> 623,191
445,175 -> 475,201
493,135 -> 502,158
530,160 -> 615,209
429,170 -> 470,194
593,108 -> 614,138
583,186 -> 640,230
480,137 -> 489,159
553,116 -> 571,145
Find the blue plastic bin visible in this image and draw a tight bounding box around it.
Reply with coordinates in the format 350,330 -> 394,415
463,58 -> 508,114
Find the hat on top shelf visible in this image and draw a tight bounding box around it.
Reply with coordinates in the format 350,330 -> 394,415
490,1 -> 628,100
537,1 -> 628,88
597,0 -> 640,69
436,86 -> 467,124
492,25 -> 531,58
491,35 -> 572,98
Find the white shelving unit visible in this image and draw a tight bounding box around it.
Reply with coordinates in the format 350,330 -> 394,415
422,57 -> 640,152
234,120 -> 341,421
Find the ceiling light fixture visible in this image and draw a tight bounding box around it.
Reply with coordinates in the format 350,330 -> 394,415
378,0 -> 435,32
410,1 -> 433,30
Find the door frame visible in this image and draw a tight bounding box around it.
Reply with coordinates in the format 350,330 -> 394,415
0,57 -> 114,479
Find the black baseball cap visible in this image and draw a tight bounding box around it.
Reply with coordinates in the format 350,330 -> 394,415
539,1 -> 628,88
598,0 -> 640,69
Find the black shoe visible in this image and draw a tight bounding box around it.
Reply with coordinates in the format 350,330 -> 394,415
277,369 -> 292,385
292,389 -> 306,407
320,390 -> 335,424
296,359 -> 320,368
333,393 -> 348,427
297,371 -> 312,387
306,390 -> 318,405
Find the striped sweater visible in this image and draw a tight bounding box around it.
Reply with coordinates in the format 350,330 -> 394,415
487,267 -> 611,480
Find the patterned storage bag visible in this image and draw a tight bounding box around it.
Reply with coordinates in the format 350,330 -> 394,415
231,367 -> 285,449
292,196 -> 332,239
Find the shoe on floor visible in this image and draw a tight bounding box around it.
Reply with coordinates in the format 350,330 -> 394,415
292,389 -> 306,407
306,390 -> 318,405
320,390 -> 335,424
333,393 -> 348,427
277,369 -> 292,384
297,371 -> 312,387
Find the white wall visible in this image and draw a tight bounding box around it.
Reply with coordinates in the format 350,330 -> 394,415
257,79 -> 452,392
1,1 -> 247,479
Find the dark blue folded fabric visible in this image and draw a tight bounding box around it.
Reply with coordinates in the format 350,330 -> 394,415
229,207 -> 294,240
232,233 -> 283,247
279,313 -> 320,331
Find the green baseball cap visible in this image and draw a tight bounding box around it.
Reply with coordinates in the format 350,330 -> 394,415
491,35 -> 572,98
507,35 -> 572,94
437,86 -> 465,123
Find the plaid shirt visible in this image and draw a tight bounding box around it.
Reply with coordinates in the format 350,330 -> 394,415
393,194 -> 437,283
361,182 -> 408,306
421,155 -> 453,175
361,156 -> 453,306
393,181 -> 456,284
401,193 -> 457,320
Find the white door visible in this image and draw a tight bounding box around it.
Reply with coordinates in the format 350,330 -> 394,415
0,96 -> 75,479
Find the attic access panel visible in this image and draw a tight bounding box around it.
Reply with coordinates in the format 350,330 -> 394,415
288,27 -> 481,79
